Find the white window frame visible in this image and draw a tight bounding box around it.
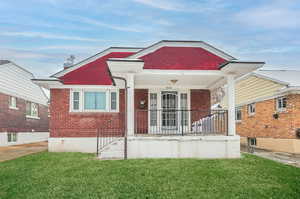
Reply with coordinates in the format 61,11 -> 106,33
26,101 -> 39,119
235,107 -> 242,122
276,97 -> 287,112
70,89 -> 119,113
9,96 -> 18,110
248,103 -> 256,116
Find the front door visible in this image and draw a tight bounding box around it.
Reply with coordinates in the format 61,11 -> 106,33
161,91 -> 178,131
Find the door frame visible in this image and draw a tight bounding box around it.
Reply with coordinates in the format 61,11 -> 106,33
148,88 -> 191,134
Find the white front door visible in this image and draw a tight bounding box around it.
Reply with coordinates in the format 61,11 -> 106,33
149,89 -> 190,134
161,91 -> 178,131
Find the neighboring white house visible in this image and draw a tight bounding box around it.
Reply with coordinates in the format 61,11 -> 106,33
0,60 -> 49,146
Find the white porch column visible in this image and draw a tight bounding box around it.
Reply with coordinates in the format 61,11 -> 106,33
227,74 -> 236,136
127,73 -> 135,136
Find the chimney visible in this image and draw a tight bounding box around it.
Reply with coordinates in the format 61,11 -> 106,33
63,55 -> 75,70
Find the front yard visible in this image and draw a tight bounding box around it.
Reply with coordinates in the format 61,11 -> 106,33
0,152 -> 299,199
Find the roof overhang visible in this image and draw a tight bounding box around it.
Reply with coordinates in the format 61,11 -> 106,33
32,79 -> 63,89
220,61 -> 265,78
107,58 -> 144,74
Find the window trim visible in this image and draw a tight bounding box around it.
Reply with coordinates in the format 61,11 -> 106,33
276,97 -> 287,112
70,89 -> 119,113
248,103 -> 256,116
9,96 -> 18,110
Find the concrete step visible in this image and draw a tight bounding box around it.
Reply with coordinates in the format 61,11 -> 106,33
98,138 -> 124,159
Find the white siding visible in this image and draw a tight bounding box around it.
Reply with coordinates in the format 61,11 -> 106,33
0,62 -> 48,105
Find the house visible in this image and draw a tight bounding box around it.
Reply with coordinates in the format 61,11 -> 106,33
33,40 -> 264,159
0,60 -> 49,146
221,70 -> 300,154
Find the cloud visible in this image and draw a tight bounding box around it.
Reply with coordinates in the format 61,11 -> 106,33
234,1 -> 300,29
73,16 -> 145,33
133,0 -> 184,11
0,31 -> 105,42
132,0 -> 225,12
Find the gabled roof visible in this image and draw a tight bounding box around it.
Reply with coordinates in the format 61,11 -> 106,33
52,47 -> 143,78
0,61 -> 49,105
128,40 -> 236,61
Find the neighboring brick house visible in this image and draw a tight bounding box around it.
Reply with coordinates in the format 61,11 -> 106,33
221,70 -> 300,154
0,60 -> 49,146
34,40 -> 263,159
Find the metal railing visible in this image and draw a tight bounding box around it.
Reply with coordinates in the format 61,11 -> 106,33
135,109 -> 228,136
96,127 -> 124,156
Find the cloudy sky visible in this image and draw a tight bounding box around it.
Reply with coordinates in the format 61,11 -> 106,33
0,0 -> 299,77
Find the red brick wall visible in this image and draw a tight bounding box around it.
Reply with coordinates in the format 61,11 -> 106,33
50,88 -> 211,137
190,89 -> 211,123
0,92 -> 49,132
50,89 -> 125,137
236,95 -> 299,139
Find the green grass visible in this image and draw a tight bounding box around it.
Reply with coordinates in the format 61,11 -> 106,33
0,153 -> 299,199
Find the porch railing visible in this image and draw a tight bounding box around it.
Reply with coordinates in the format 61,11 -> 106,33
135,109 -> 228,136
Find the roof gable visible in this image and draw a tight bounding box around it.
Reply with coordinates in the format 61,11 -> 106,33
140,46 -> 227,70
128,40 -> 236,61
52,47 -> 143,78
59,52 -> 135,85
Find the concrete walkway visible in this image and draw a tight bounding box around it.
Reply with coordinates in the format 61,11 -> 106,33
242,146 -> 300,168
0,142 -> 47,162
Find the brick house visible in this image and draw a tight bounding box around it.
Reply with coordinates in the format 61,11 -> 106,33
34,40 -> 264,159
0,60 -> 49,146
221,70 -> 300,154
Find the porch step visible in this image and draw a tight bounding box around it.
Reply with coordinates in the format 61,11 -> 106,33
98,138 -> 124,159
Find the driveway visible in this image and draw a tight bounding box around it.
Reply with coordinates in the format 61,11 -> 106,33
241,145 -> 300,168
0,141 -> 47,162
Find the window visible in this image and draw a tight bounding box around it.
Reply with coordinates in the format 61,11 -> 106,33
110,91 -> 117,111
70,89 -> 119,112
26,101 -> 39,118
7,133 -> 17,142
84,91 -> 106,110
276,97 -> 287,111
248,137 -> 257,146
248,103 -> 256,115
235,107 -> 242,121
72,91 -> 80,111
180,93 -> 188,126
9,96 -> 17,109
150,93 -> 157,126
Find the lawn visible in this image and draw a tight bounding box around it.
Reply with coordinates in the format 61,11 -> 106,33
0,153 -> 299,199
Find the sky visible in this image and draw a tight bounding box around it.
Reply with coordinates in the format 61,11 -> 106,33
0,0 -> 299,78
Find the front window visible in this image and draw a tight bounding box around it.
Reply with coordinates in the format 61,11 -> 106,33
276,97 -> 287,111
70,89 -> 119,112
235,107 -> 242,121
26,101 -> 39,117
9,96 -> 17,109
248,103 -> 255,116
84,91 -> 106,110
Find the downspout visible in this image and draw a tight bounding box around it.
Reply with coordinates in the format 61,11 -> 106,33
111,76 -> 128,160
